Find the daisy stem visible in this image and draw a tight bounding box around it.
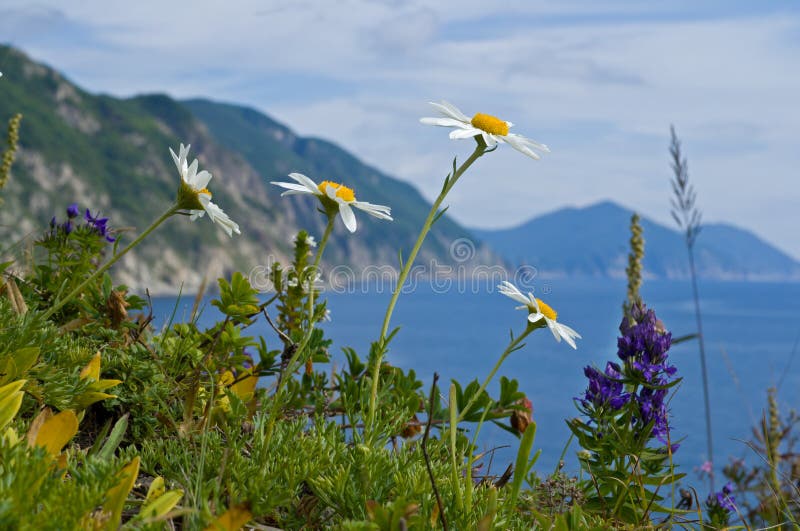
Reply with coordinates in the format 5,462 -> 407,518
263,216 -> 335,444
41,204 -> 179,321
456,326 -> 533,424
366,140 -> 487,436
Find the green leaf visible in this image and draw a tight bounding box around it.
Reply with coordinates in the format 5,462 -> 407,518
97,413 -> 129,460
509,421 -> 537,507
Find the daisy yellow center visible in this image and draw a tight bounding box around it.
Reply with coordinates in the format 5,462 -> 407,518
318,181 -> 355,202
535,298 -> 557,321
198,188 -> 211,197
471,113 -> 509,136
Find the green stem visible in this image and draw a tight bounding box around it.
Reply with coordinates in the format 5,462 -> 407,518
42,204 -> 179,321
264,216 -> 335,443
366,140 -> 487,435
688,246 -> 714,492
457,326 -> 533,424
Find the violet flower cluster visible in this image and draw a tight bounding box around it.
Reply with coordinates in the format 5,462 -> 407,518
50,203 -> 115,242
705,482 -> 736,525
83,207 -> 116,242
580,302 -> 678,446
708,482 -> 736,512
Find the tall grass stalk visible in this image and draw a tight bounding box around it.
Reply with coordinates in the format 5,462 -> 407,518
669,125 -> 713,490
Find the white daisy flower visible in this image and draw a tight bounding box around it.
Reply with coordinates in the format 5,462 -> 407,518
498,281 -> 581,349
171,143 -> 241,237
271,172 -> 392,233
420,101 -> 550,160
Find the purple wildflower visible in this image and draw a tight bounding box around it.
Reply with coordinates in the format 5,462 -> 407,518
580,302 -> 679,448
84,208 -> 116,242
582,362 -> 630,410
66,203 -> 80,218
707,482 -> 736,513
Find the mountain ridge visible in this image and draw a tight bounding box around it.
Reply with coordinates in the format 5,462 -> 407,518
473,200 -> 800,281
0,44 -> 493,294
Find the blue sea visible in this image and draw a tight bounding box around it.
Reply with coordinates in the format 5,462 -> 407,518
150,278 -> 800,484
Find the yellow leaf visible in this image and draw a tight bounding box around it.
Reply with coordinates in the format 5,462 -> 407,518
80,352 -> 102,381
140,489 -> 183,520
75,392 -> 118,410
26,408 -> 52,447
34,410 -> 78,456
0,379 -> 26,400
3,427 -> 20,446
219,371 -> 234,386
0,380 -> 25,430
103,456 -> 140,529
145,476 -> 166,503
89,379 -> 123,392
204,503 -> 252,531
230,373 -> 257,402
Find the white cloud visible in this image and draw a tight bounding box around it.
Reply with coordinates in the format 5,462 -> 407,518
2,1 -> 799,257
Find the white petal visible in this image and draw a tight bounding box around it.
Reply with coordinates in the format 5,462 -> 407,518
483,133 -> 498,148
528,312 -> 545,324
429,101 -> 470,122
504,134 -> 549,160
352,201 -> 392,220
288,172 -> 321,194
546,319 -> 563,342
325,184 -> 338,200
509,133 -> 550,153
199,195 -> 240,236
271,181 -> 312,192
339,203 -> 357,232
555,323 -> 578,349
185,159 -> 200,184
193,169 -> 212,191
498,281 -> 530,306
420,117 -> 471,128
449,128 -> 481,140
170,147 -> 181,171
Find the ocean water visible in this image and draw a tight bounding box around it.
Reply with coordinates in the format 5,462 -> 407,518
150,278 -> 800,483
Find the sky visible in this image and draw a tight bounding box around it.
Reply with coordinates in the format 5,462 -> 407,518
2,1 -> 800,257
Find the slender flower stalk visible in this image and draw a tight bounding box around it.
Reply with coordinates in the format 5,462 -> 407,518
366,102 -> 549,436
41,143 -> 239,322
41,205 -> 179,321
0,113 -> 22,196
263,216 -> 335,443
669,125 -> 713,489
457,327 -> 534,423
624,213 -> 644,316
366,139 -> 488,435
